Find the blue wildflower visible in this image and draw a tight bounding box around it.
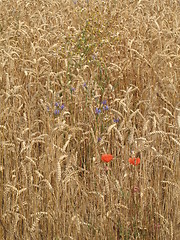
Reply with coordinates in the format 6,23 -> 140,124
61,104 -> 65,110
102,100 -> 107,105
98,137 -> 102,142
113,118 -> 119,123
103,105 -> 109,110
95,107 -> 101,114
54,109 -> 60,115
71,87 -> 75,92
83,83 -> 87,88
55,102 -> 59,107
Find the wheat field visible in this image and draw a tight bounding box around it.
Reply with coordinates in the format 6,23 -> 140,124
0,0 -> 180,239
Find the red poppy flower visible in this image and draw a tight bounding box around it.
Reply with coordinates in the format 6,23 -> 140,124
101,154 -> 113,163
129,157 -> 140,166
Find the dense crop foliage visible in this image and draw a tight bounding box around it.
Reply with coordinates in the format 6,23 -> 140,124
0,0 -> 180,239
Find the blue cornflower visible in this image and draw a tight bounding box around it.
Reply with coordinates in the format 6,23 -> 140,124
102,100 -> 107,105
113,118 -> 119,123
95,107 -> 101,114
98,137 -> 102,142
71,87 -> 75,92
103,105 -> 109,110
55,102 -> 59,107
54,109 -> 60,115
83,83 -> 87,88
61,104 -> 65,110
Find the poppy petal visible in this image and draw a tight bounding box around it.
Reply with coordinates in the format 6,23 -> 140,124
129,157 -> 140,166
135,157 -> 140,165
101,154 -> 113,163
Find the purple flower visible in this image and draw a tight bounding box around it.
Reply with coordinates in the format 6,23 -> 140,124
54,109 -> 60,115
83,83 -> 87,88
71,87 -> 75,92
61,104 -> 65,110
95,107 -> 101,114
55,102 -> 59,107
102,100 -> 107,105
98,137 -> 102,142
103,105 -> 109,110
113,118 -> 119,123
